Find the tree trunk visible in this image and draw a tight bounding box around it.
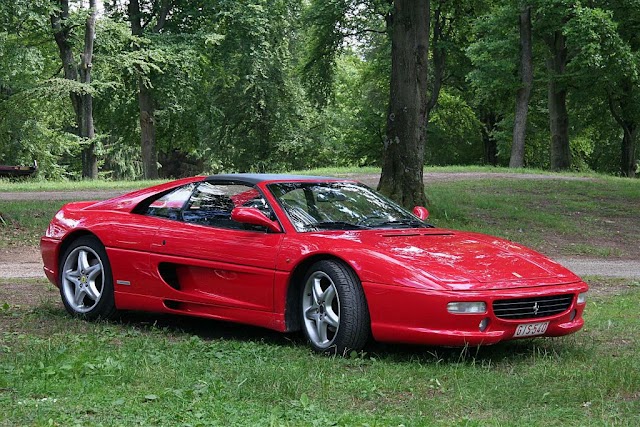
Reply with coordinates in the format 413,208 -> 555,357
377,0 -> 430,208
482,111 -> 498,166
546,30 -> 570,171
621,125 -> 637,178
51,0 -> 98,178
80,0 -> 98,178
50,0 -> 80,125
608,80 -> 638,178
510,4 -> 533,168
138,81 -> 159,179
128,0 -> 167,180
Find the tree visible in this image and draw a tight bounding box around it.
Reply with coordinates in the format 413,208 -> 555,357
609,79 -> 639,177
510,3 -> 533,168
605,0 -> 640,177
535,0 -> 574,170
467,2 -> 521,167
50,0 -> 98,178
303,0 -> 434,206
127,0 -> 173,179
546,28 -> 570,170
377,0 -> 429,207
563,1 -> 639,177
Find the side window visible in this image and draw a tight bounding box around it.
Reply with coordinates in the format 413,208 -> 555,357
145,183 -> 196,220
182,182 -> 274,231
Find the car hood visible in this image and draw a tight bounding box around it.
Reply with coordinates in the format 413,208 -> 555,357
345,229 -> 580,290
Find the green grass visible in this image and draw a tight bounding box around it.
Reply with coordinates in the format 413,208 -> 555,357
4,166 -> 629,192
0,179 -> 167,192
0,201 -> 66,248
0,278 -> 638,426
425,178 -> 640,257
1,167 -> 639,256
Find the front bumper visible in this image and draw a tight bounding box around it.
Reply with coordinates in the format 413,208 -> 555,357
362,281 -> 588,346
40,236 -> 60,286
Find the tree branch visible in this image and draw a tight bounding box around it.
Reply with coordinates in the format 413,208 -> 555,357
52,64 -> 64,78
153,0 -> 172,32
607,93 -> 628,133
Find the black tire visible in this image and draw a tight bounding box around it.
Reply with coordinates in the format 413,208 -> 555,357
59,235 -> 116,320
300,260 -> 370,355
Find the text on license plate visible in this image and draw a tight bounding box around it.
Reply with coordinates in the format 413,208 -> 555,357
514,321 -> 549,338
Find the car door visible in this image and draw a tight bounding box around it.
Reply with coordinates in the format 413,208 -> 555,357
146,182 -> 283,312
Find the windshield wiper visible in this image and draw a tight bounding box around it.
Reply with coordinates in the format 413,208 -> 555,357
303,221 -> 371,231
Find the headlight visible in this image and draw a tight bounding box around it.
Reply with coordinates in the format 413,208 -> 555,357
447,302 -> 487,314
577,292 -> 587,304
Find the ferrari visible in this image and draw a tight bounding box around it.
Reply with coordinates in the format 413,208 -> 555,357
41,174 -> 588,354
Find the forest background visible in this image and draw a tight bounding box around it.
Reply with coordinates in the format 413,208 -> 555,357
1,0 -> 638,188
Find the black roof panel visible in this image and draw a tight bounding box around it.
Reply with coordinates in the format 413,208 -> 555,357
205,173 -> 348,185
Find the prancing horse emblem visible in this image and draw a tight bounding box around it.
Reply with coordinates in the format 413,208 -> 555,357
533,301 -> 540,315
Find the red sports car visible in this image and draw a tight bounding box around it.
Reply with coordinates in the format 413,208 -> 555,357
41,174 -> 588,354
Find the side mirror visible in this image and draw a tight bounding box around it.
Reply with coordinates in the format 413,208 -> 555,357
231,207 -> 282,233
412,206 -> 429,221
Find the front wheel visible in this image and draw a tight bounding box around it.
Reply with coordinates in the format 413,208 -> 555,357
301,260 -> 370,354
59,236 -> 116,320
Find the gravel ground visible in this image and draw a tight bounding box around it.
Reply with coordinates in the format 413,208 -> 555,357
553,258 -> 640,279
0,247 -> 43,279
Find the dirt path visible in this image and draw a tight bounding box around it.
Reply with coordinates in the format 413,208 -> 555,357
0,247 -> 43,279
0,190 -> 126,201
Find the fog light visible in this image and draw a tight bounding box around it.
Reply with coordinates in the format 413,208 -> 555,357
447,302 -> 487,314
479,318 -> 490,332
569,309 -> 577,321
577,292 -> 587,304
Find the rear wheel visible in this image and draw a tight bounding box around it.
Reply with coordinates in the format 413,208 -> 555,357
59,236 -> 116,320
301,260 -> 369,354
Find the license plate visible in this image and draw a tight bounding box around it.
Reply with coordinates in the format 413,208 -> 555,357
514,321 -> 549,338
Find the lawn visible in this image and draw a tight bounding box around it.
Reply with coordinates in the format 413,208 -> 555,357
1,167 -> 639,425
0,277 -> 638,426
425,178 -> 640,258
1,167 -> 638,257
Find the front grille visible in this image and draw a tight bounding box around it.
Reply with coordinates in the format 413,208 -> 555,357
493,294 -> 574,320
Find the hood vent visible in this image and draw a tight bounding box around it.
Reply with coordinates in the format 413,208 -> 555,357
381,232 -> 454,238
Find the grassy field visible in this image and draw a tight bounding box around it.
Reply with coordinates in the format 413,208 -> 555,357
1,277 -> 638,426
0,178 -> 167,192
1,168 -> 639,425
0,165 -> 624,192
426,178 -> 639,258
2,167 -> 638,257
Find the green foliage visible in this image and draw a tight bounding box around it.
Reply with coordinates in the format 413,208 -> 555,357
187,0 -> 325,172
314,47 -> 389,167
466,4 -> 519,108
427,91 -> 484,165
301,0 -> 389,108
1,0 -> 639,178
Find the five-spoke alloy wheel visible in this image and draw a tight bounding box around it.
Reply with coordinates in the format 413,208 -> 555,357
59,236 -> 116,320
301,260 -> 369,354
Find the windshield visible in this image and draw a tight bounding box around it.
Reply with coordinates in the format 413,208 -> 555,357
268,182 -> 432,232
